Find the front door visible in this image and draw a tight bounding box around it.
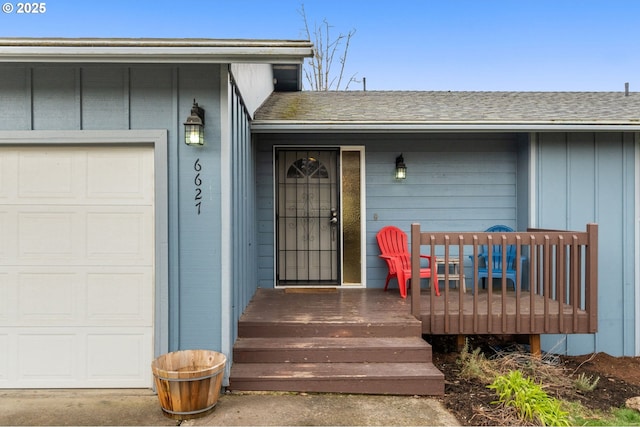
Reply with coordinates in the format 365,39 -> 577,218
275,149 -> 340,286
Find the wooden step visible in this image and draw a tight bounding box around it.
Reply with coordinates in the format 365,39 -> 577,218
229,362 -> 444,395
237,318 -> 423,338
233,337 -> 432,363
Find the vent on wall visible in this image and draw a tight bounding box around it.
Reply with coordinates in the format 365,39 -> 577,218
273,64 -> 302,92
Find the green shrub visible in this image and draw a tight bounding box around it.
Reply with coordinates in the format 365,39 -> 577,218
574,372 -> 600,392
456,339 -> 497,383
488,370 -> 570,426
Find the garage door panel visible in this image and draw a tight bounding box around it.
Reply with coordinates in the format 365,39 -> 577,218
18,150 -> 78,199
18,272 -> 77,323
87,332 -> 151,380
0,211 -> 8,259
0,153 -> 13,199
0,273 -> 7,323
87,271 -> 153,326
87,151 -> 153,203
18,333 -> 79,381
18,211 -> 76,258
3,270 -> 76,327
0,334 -> 7,381
86,210 -> 153,262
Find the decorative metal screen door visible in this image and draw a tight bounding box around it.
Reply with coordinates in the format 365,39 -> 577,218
276,149 -> 340,285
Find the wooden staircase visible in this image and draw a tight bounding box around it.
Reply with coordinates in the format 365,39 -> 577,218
228,289 -> 444,395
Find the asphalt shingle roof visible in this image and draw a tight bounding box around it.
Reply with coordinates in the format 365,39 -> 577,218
254,91 -> 640,124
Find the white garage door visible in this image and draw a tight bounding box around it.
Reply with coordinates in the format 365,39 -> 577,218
0,145 -> 155,388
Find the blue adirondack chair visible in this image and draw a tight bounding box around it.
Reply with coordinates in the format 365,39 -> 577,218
471,225 -> 524,291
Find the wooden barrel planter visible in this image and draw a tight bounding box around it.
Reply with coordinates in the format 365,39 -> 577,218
151,349 -> 226,420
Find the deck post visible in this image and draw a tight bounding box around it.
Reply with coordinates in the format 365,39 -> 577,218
411,223 -> 421,318
529,334 -> 541,357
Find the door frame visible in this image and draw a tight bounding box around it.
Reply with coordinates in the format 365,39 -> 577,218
272,145 -> 366,288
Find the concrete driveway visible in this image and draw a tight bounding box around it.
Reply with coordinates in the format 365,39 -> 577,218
0,389 -> 460,426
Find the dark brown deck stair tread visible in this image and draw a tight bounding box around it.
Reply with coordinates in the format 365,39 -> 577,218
240,289 -> 417,321
237,321 -> 422,338
234,336 -> 430,349
233,337 -> 431,363
230,362 -> 443,380
229,362 -> 444,395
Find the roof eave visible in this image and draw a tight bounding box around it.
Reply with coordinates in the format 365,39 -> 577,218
251,120 -> 640,133
0,38 -> 314,64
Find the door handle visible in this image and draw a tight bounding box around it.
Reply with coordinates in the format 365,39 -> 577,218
329,208 -> 338,225
329,208 -> 338,241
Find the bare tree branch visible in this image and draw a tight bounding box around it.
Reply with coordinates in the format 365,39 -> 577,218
335,28 -> 355,90
299,4 -> 357,91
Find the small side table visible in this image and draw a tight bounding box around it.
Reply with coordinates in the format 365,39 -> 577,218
435,257 -> 466,293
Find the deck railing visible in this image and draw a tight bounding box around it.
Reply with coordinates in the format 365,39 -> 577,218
410,223 -> 598,335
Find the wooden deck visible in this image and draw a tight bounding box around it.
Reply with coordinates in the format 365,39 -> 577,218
229,275 -> 592,395
231,286 -> 589,336
419,287 -> 590,335
229,224 -> 597,395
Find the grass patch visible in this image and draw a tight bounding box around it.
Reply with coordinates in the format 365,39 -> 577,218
569,405 -> 640,426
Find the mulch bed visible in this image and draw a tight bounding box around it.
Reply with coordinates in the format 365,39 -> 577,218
429,335 -> 640,426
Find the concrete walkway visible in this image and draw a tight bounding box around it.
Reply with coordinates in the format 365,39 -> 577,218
0,389 -> 461,426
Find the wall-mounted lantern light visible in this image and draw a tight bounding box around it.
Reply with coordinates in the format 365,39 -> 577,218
395,154 -> 407,179
184,99 -> 205,146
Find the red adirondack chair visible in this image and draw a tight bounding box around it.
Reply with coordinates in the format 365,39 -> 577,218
376,225 -> 439,298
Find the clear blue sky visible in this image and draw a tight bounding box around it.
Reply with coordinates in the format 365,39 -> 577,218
1,0 -> 638,91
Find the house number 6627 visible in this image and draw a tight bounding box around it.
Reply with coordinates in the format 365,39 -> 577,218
194,158 -> 202,215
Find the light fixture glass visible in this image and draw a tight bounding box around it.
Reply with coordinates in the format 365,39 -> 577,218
184,100 -> 205,146
395,154 -> 407,179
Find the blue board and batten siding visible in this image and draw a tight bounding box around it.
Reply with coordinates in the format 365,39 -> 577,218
229,82 -> 257,341
255,132 -> 523,289
0,64 -> 225,353
536,132 -> 637,356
